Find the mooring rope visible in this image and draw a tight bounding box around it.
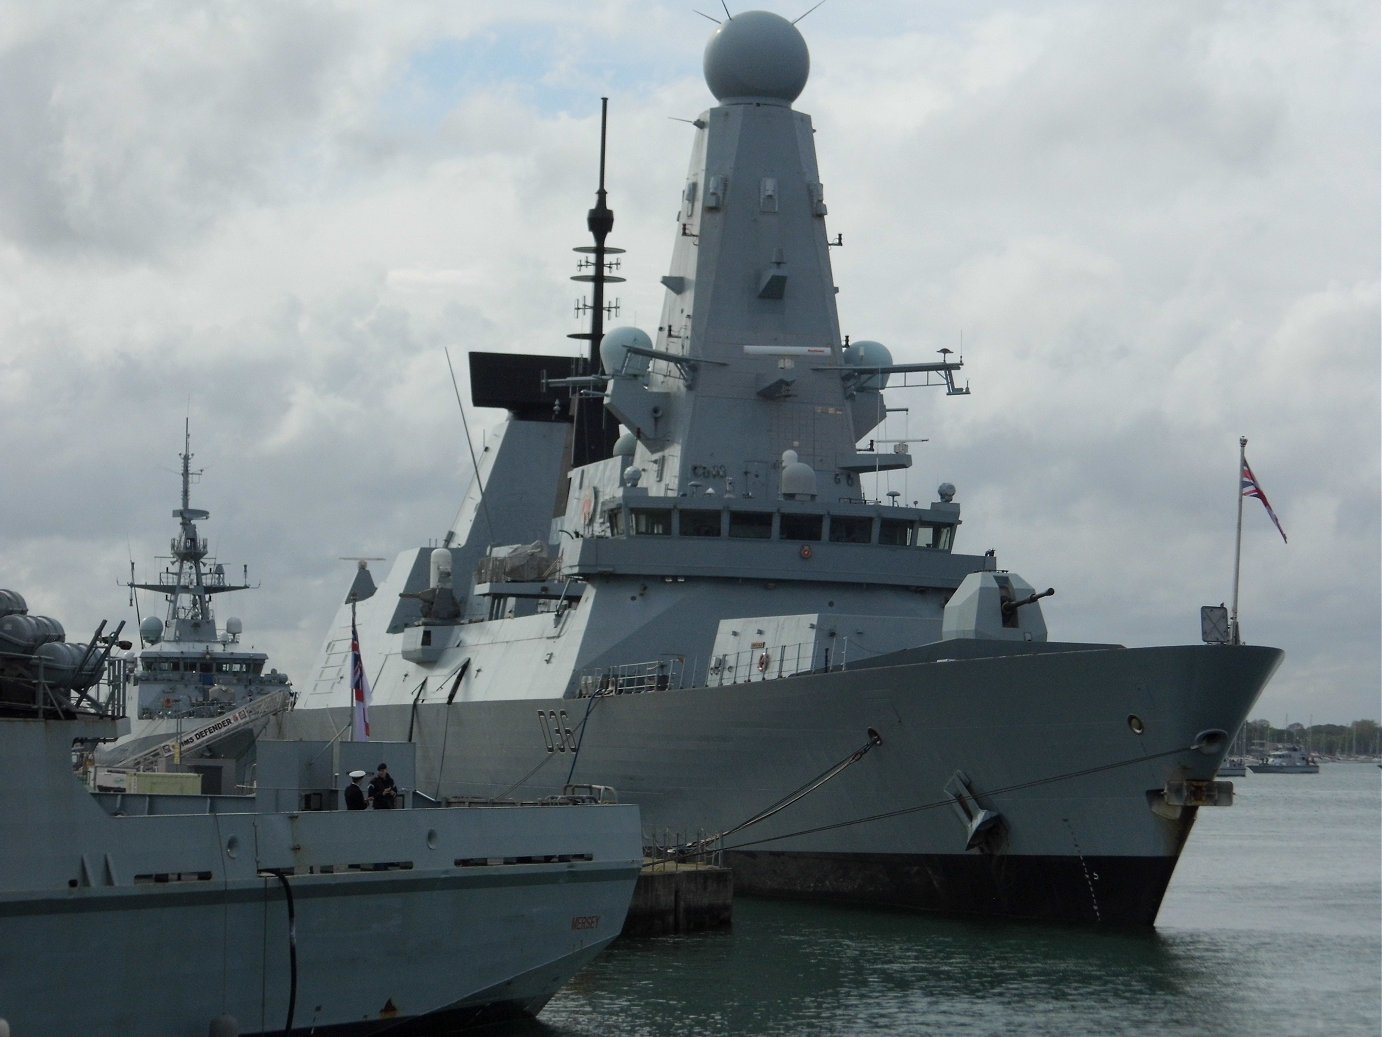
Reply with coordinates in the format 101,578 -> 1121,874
719,740 -> 1197,853
657,730 -> 884,862
494,688 -> 612,800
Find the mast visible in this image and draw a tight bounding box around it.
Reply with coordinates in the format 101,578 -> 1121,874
126,421 -> 251,643
567,97 -> 624,467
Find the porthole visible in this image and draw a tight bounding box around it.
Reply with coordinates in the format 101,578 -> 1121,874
1127,714 -> 1145,735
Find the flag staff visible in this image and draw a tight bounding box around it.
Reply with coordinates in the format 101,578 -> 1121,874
1229,436 -> 1248,645
1231,437 -> 1287,646
341,558 -> 380,740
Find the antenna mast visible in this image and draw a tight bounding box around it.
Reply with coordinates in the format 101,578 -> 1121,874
567,97 -> 625,466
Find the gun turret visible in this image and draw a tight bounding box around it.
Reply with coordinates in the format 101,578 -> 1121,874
1002,587 -> 1055,615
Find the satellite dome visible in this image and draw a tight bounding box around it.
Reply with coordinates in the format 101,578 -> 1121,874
140,616 -> 163,645
704,11 -> 810,104
781,460 -> 817,499
614,427 -> 637,457
938,482 -> 956,503
225,616 -> 243,636
599,326 -> 653,377
844,340 -> 893,391
430,547 -> 454,587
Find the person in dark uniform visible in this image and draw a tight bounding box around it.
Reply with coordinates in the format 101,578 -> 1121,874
368,762 -> 398,809
344,769 -> 368,810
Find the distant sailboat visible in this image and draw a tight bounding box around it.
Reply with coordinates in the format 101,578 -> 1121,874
1216,724 -> 1248,777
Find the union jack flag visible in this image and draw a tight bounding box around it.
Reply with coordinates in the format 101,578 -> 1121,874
351,621 -> 371,741
1241,457 -> 1287,543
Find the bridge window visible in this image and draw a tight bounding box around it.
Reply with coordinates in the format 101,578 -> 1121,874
878,518 -> 915,546
631,508 -> 671,536
828,516 -> 872,544
779,513 -> 823,541
679,510 -> 723,537
728,511 -> 773,539
918,523 -> 955,550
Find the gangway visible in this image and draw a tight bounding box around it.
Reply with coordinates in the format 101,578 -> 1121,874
105,689 -> 292,771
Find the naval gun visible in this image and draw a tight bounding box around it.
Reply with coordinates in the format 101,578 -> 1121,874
1002,587 -> 1055,616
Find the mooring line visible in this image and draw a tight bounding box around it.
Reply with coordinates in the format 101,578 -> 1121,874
659,731 -> 883,861
494,688 -> 612,800
719,740 -> 1197,853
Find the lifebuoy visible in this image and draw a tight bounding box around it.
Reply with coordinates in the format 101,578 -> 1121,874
799,544 -> 812,559
757,653 -> 770,673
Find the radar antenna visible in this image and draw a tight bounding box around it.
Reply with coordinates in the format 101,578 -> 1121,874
566,97 -> 626,466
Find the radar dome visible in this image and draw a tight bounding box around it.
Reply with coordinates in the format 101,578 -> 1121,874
140,616 -> 163,645
599,326 -> 653,377
844,340 -> 893,390
430,548 -> 454,588
225,616 -> 243,636
781,460 -> 818,499
938,482 -> 956,503
704,11 -> 810,104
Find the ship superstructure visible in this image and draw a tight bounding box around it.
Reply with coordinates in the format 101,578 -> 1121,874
98,423 -> 291,779
282,11 -> 1281,925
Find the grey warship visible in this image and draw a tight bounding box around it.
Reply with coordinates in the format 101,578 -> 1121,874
0,589 -> 641,1035
96,422 -> 293,781
284,11 -> 1282,925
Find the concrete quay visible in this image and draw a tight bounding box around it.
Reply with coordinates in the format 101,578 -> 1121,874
621,860 -> 733,937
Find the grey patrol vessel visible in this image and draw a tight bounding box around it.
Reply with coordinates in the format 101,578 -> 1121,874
97,422 -> 293,783
0,588 -> 641,1035
285,11 -> 1282,925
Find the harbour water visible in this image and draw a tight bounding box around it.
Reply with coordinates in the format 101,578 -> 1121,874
513,762 -> 1380,1036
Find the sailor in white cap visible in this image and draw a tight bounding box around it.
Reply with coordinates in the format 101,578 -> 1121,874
345,769 -> 368,810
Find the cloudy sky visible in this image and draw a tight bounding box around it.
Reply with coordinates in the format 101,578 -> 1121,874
2,1 -> 1376,726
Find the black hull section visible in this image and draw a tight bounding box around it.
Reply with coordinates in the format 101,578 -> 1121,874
246,1001 -> 533,1037
726,840 -> 1192,927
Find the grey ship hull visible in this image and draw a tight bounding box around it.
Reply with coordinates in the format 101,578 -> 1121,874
282,641 -> 1281,925
2,719 -> 640,1037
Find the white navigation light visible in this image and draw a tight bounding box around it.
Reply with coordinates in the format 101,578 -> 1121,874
599,327 -> 653,377
703,10 -> 810,104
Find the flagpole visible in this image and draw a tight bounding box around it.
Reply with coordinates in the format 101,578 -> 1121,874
1229,435 -> 1247,645
349,598 -> 358,739
340,558 -> 378,742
